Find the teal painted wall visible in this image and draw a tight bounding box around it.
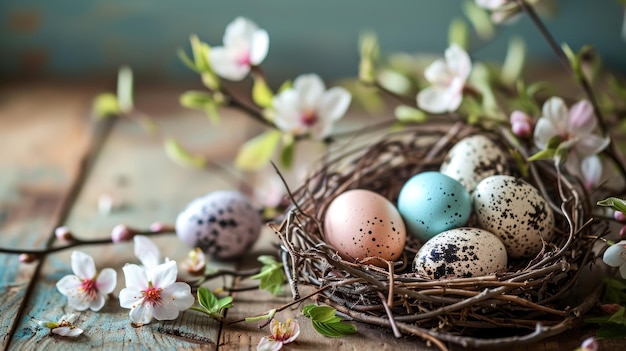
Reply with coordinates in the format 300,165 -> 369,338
1,0 -> 624,83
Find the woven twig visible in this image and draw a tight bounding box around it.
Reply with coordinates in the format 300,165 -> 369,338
274,122 -> 607,349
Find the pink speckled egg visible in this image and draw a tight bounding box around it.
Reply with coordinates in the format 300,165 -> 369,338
323,189 -> 406,266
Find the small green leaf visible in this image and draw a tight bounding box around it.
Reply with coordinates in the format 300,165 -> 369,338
234,130 -> 282,171
93,93 -> 121,119
501,37 -> 526,86
358,32 -> 379,83
562,43 -> 583,82
463,1 -> 494,40
250,255 -> 287,295
597,197 -> 626,216
277,80 -> 293,93
117,65 -> 134,113
198,286 -> 217,310
216,296 -> 234,310
312,320 -> 357,337
527,148 -> 555,162
164,138 -> 207,169
470,63 -> 499,116
178,48 -> 200,73
252,75 -> 274,108
190,34 -> 211,72
394,105 -> 427,123
179,90 -> 220,124
305,305 -> 337,323
596,324 -> 626,339
280,136 -> 295,169
448,18 -> 469,49
302,305 -> 357,338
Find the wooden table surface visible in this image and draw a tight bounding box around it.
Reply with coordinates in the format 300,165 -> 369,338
1,80 -> 625,351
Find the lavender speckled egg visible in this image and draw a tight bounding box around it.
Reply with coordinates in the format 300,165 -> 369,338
175,190 -> 262,260
414,227 -> 507,279
472,175 -> 554,258
440,135 -> 511,193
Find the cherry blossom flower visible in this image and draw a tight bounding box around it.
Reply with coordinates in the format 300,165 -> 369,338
257,318 -> 300,351
475,0 -> 507,10
580,336 -> 598,351
533,97 -> 610,189
272,74 -> 351,140
180,248 -> 206,276
603,240 -> 626,279
119,260 -> 194,325
209,17 -> 269,81
56,251 -> 117,312
417,44 -> 471,114
38,313 -> 84,337
510,110 -> 533,138
134,235 -> 168,271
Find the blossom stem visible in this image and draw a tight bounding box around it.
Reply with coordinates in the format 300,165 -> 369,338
517,0 -> 626,183
220,84 -> 275,129
0,225 -> 173,259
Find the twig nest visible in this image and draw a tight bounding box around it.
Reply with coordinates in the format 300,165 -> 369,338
175,190 -> 262,260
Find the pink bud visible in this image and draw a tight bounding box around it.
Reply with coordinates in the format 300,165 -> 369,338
510,111 -> 533,138
615,211 -> 626,222
149,222 -> 175,233
111,224 -> 134,243
600,303 -> 621,314
54,226 -> 74,241
620,225 -> 626,239
19,253 -> 36,263
581,336 -> 598,351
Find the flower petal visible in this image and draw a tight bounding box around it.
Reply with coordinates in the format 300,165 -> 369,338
568,100 -> 596,133
163,282 -> 195,311
417,86 -> 456,113
96,268 -> 117,294
318,87 -> 351,122
150,260 -> 178,288
223,17 -> 258,48
620,263 -> 626,280
129,303 -> 154,325
66,295 -> 90,311
56,275 -> 81,296
250,29 -> 269,65
122,264 -> 148,291
89,294 -> 106,312
71,251 -> 96,280
574,134 -> 610,156
284,319 -> 300,343
134,235 -> 161,270
580,155 -> 603,189
423,59 -> 450,85
445,44 -> 472,81
257,337 -> 283,351
541,97 -> 568,131
209,46 -> 250,81
532,117 -> 558,149
294,74 -> 325,112
119,287 -> 143,309
272,90 -> 302,132
603,241 -> 626,267
52,326 -> 83,337
152,301 -> 181,321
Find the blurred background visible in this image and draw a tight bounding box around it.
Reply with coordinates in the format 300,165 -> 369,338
0,0 -> 624,85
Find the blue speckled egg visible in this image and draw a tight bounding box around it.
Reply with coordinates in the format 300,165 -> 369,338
176,190 -> 262,260
398,171 -> 472,242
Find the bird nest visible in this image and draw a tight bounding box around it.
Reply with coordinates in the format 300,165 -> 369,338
272,121 -> 605,349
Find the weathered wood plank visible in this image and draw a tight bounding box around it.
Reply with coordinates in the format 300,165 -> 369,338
0,81 -> 102,349
8,84 -> 258,350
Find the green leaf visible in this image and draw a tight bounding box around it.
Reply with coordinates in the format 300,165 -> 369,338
250,255 -> 287,295
277,80 -> 293,93
302,305 -> 357,338
448,18 -> 469,49
178,48 -> 200,73
190,34 -> 211,72
93,93 -> 121,119
596,324 -> 626,339
216,296 -> 234,310
280,137 -> 295,169
394,105 -> 427,123
501,37 -> 526,86
179,90 -> 220,124
469,63 -> 499,116
198,286 -> 217,311
234,130 -> 282,171
358,32 -> 379,83
252,75 -> 274,108
527,148 -> 555,162
117,65 -> 134,113
463,1 -> 494,40
597,197 -> 626,215
164,137 -> 207,169
562,43 -> 583,82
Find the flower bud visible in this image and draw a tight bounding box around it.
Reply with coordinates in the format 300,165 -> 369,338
54,226 -> 74,241
19,253 -> 36,263
510,110 -> 533,138
111,224 -> 134,243
600,303 -> 621,314
614,211 -> 626,222
620,225 -> 626,239
581,336 -> 598,351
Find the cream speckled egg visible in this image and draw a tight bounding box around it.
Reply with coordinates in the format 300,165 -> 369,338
472,175 -> 554,258
324,189 -> 407,266
440,135 -> 511,193
176,190 -> 262,260
414,227 -> 507,279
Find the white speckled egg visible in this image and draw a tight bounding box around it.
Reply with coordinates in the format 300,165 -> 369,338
440,135 -> 511,193
414,227 -> 507,279
324,189 -> 406,267
176,190 -> 262,260
472,175 -> 554,258
397,171 -> 472,242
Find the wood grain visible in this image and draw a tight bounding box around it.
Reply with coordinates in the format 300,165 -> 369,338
0,81 -> 102,349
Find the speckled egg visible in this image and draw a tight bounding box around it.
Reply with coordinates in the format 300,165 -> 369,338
472,175 -> 554,258
324,189 -> 406,266
175,190 -> 262,260
413,227 -> 508,279
397,171 -> 472,242
440,135 -> 511,193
